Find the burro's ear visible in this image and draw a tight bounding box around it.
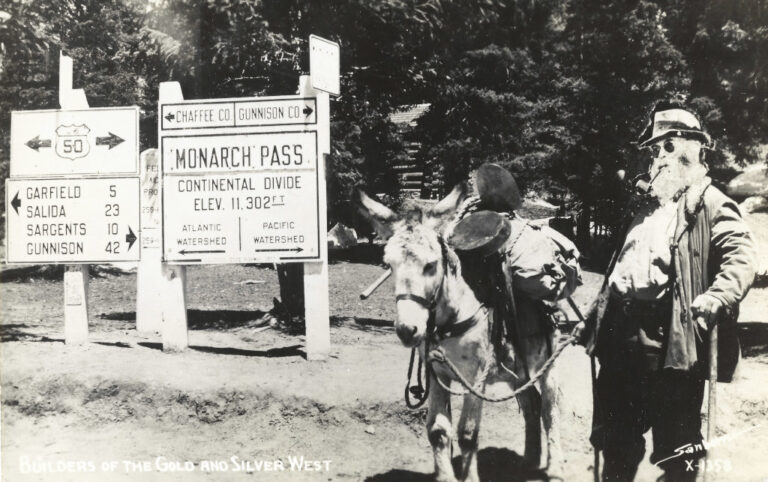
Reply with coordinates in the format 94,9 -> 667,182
429,182 -> 468,221
354,190 -> 398,240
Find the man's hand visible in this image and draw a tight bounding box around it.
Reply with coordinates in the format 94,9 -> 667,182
691,294 -> 723,331
571,321 -> 586,345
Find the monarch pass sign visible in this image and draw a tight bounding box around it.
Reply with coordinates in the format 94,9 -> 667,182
160,96 -> 321,264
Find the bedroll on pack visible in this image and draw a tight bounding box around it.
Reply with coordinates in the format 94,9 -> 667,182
504,219 -> 582,302
448,209 -> 583,302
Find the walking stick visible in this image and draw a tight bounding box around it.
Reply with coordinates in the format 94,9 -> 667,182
590,355 -> 600,482
704,323 -> 718,482
360,268 -> 392,300
565,297 -> 600,482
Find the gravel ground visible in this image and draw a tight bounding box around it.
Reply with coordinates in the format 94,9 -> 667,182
1,258 -> 767,482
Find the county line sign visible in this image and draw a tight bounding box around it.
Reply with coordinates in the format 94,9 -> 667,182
10,106 -> 139,177
159,95 -> 322,264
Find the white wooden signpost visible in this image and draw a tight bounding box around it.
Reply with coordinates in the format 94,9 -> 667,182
136,149 -> 163,333
5,53 -> 141,344
155,37 -> 335,358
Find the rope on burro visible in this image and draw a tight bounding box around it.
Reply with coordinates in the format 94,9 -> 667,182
428,334 -> 576,403
405,347 -> 431,408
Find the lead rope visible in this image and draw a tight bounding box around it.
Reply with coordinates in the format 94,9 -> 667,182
404,312 -> 436,409
428,334 -> 576,402
404,346 -> 430,408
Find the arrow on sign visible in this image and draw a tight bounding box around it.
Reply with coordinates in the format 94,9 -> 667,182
125,227 -> 137,251
303,106 -> 314,116
25,135 -> 52,151
254,247 -> 304,253
11,191 -> 21,214
96,132 -> 124,149
179,249 -> 225,255
164,112 -> 175,122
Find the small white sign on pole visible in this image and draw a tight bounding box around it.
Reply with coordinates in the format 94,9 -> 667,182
140,149 -> 162,250
136,148 -> 163,333
309,35 -> 340,96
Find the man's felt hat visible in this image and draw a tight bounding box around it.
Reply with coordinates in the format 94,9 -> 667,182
637,105 -> 712,148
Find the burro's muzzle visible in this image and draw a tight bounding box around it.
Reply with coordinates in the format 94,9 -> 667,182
394,298 -> 430,347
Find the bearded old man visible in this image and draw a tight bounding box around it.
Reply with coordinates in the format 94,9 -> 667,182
574,103 -> 757,481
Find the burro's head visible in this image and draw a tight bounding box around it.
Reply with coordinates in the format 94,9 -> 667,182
637,104 -> 713,203
356,184 -> 466,347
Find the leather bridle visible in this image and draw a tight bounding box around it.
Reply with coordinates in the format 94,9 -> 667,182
395,276 -> 443,311
398,240 -> 485,409
393,259 -> 483,342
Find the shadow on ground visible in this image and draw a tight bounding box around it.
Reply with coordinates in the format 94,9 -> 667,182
365,447 -> 548,482
137,342 -> 306,359
98,309 -> 267,330
0,323 -> 63,343
740,322 -> 768,358
0,265 -> 132,282
329,315 -> 393,332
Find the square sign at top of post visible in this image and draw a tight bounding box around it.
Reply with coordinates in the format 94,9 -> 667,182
309,35 -> 340,96
10,106 -> 139,178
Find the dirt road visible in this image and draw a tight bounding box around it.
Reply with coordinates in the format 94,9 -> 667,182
1,262 -> 767,481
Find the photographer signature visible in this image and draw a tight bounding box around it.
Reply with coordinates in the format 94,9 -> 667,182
654,424 -> 761,466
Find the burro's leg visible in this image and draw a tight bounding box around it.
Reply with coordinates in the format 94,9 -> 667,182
517,386 -> 542,469
539,338 -> 565,479
427,372 -> 456,482
522,330 -> 565,479
457,392 -> 483,482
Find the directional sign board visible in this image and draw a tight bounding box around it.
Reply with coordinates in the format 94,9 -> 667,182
161,97 -> 316,130
160,95 -> 321,264
10,106 -> 139,177
6,177 -> 140,263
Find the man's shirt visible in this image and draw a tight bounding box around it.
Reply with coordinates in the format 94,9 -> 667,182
609,201 -> 677,300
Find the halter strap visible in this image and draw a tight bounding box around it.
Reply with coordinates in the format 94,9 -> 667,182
394,274 -> 444,310
394,273 -> 484,341
434,305 -> 486,340
395,293 -> 435,309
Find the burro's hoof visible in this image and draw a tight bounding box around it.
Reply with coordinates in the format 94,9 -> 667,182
521,456 -> 541,471
546,471 -> 565,481
434,474 -> 458,482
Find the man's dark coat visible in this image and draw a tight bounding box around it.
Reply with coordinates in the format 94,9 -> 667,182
583,178 -> 756,381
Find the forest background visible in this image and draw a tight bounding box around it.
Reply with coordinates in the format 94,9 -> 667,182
1,0 -> 766,248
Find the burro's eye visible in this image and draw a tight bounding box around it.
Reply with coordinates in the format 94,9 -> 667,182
423,261 -> 438,276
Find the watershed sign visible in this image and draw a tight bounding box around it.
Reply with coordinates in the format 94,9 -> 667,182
160,130 -> 320,264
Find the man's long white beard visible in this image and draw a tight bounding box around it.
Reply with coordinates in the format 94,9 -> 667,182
649,155 -> 708,205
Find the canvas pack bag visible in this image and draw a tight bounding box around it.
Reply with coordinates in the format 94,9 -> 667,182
449,211 -> 582,302
503,218 -> 582,302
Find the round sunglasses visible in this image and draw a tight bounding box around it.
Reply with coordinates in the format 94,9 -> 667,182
649,139 -> 676,158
